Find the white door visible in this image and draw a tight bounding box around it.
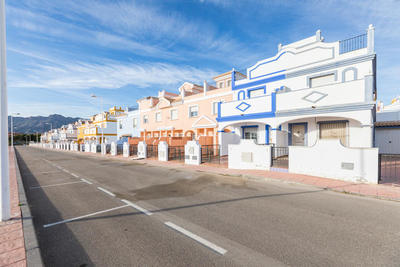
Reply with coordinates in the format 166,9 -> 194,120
291,124 -> 306,146
375,128 -> 400,154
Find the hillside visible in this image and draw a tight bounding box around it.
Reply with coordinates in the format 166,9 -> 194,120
8,114 -> 81,134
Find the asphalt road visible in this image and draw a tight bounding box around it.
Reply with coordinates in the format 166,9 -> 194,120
15,146 -> 400,266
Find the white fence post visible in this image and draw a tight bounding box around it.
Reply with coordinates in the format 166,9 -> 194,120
110,142 -> 117,156
91,142 -> 97,153
184,141 -> 201,165
123,142 -> 129,157
101,143 -> 107,155
158,141 -> 168,161
137,141 -> 147,158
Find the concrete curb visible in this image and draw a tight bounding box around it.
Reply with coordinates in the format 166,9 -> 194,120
13,148 -> 44,267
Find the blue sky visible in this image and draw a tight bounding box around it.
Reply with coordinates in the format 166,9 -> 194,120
6,0 -> 400,117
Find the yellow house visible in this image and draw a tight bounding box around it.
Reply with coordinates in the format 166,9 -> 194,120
81,106 -> 126,144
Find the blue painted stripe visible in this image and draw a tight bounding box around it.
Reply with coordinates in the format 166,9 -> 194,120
232,74 -> 285,91
217,111 -> 275,122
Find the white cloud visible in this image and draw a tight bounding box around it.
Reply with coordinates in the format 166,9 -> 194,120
8,51 -> 218,91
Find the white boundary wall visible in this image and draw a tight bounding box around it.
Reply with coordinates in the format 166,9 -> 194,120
289,139 -> 378,183
123,142 -> 129,157
110,142 -> 117,156
158,141 -> 168,161
228,140 -> 272,170
138,141 -> 147,158
185,141 -> 201,165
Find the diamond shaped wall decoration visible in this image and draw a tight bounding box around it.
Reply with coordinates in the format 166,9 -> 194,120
236,101 -> 251,112
302,91 -> 328,103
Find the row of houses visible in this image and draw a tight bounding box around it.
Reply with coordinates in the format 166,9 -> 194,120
39,25 -> 400,184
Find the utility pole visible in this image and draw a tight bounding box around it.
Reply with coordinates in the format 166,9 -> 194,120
0,0 -> 10,221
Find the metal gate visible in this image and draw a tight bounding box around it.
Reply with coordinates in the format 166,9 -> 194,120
146,145 -> 158,158
271,146 -> 289,169
201,145 -> 222,164
168,146 -> 185,161
379,154 -> 400,185
129,145 -> 138,157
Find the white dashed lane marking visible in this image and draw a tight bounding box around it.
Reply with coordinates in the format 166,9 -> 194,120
164,222 -> 227,255
97,187 -> 116,197
30,181 -> 84,189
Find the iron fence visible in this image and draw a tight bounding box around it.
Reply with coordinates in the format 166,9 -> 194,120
168,146 -> 185,161
271,146 -> 289,169
339,33 -> 367,54
146,145 -> 158,158
379,154 -> 400,185
201,145 -> 224,164
129,144 -> 138,157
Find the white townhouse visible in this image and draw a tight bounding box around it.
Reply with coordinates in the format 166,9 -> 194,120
59,124 -> 77,143
217,26 -> 376,153
116,107 -> 141,140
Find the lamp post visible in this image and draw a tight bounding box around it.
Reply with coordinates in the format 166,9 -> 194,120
0,0 -> 10,221
91,94 -> 104,144
10,112 -> 20,146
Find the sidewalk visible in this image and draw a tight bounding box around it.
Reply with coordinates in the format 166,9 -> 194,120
140,158 -> 400,202
39,147 -> 400,202
0,148 -> 26,266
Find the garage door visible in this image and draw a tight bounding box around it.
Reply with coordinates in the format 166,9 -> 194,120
319,121 -> 348,146
375,128 -> 400,154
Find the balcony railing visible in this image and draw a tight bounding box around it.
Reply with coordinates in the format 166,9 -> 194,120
339,33 -> 367,54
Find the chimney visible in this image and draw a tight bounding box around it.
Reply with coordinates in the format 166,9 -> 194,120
203,80 -> 208,96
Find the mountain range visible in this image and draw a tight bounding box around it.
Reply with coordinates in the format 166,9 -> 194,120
8,114 -> 82,134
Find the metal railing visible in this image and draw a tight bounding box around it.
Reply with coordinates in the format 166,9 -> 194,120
129,144 -> 138,156
271,146 -> 289,169
379,154 -> 400,185
146,145 -> 158,158
168,146 -> 185,161
339,33 -> 367,54
201,145 -> 225,164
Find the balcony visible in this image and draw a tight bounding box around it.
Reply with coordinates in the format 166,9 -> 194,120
276,79 -> 365,112
217,94 -> 274,122
217,79 -> 366,122
339,33 -> 367,54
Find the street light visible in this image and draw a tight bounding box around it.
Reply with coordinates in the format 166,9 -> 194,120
91,94 -> 104,144
0,0 -> 10,221
10,112 -> 20,146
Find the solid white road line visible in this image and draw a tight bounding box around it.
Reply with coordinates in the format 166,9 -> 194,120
81,178 -> 93,185
97,187 -> 116,197
121,199 -> 153,216
164,222 -> 227,255
30,181 -> 84,189
43,205 -> 129,228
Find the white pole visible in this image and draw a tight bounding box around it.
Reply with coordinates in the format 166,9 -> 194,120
10,115 -> 12,146
101,97 -> 104,144
0,0 -> 10,221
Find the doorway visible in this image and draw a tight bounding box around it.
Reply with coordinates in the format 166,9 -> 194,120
289,123 -> 307,146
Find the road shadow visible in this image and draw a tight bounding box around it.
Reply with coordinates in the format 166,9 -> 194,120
15,147 -> 94,267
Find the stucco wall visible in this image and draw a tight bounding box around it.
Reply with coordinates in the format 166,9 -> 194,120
289,139 -> 379,183
228,140 -> 271,170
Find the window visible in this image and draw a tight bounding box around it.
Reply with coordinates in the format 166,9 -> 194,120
189,105 -> 198,118
319,121 -> 348,146
155,112 -> 161,122
219,82 -> 224,88
309,74 -> 335,87
248,88 -> 264,98
170,109 -> 178,120
119,122 -> 123,129
132,118 -> 137,127
227,80 -> 231,87
143,115 -> 148,124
